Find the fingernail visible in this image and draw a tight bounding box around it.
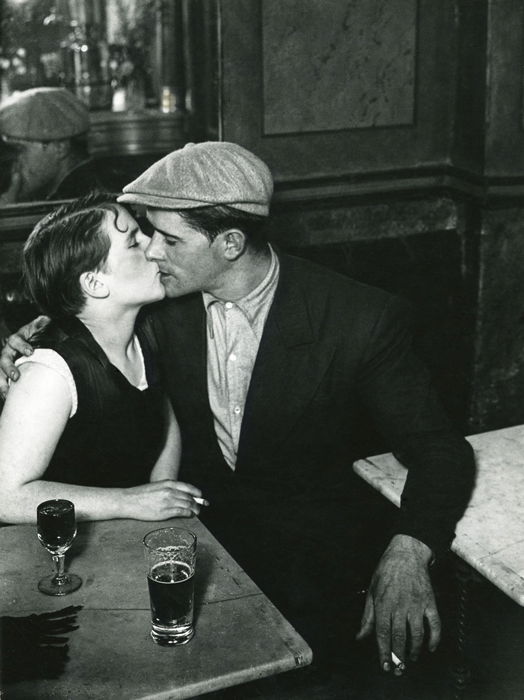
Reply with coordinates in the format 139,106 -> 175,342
383,662 -> 390,672
24,348 -> 33,356
10,371 -> 17,379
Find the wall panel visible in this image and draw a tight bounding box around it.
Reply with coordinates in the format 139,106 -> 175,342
219,0 -> 456,184
261,0 -> 416,134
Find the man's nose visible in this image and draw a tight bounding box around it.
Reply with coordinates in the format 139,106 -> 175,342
145,233 -> 164,261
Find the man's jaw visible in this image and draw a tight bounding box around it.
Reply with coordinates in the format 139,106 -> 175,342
159,274 -> 189,298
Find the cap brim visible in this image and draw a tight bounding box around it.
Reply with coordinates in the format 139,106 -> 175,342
117,191 -> 269,215
116,192 -> 196,209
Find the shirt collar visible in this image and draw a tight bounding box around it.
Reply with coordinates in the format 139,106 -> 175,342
202,245 -> 279,325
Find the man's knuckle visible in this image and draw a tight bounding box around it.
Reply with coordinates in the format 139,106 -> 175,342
426,609 -> 441,623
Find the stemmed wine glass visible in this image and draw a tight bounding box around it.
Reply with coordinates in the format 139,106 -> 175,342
36,499 -> 82,596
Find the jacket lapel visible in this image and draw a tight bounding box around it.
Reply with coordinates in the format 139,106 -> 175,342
237,255 -> 336,467
163,297 -> 215,426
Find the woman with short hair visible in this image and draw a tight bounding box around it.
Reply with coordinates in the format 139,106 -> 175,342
0,193 -> 202,523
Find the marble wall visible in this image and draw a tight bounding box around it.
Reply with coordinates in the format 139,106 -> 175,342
469,206 -> 524,431
220,0 -> 454,181
262,0 -> 416,134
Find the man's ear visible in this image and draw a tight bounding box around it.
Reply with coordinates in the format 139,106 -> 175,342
221,229 -> 247,261
79,271 -> 109,299
44,139 -> 69,161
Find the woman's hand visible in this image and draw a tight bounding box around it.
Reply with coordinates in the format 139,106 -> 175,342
122,480 -> 205,521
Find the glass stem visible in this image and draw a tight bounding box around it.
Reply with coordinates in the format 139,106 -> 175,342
52,553 -> 67,584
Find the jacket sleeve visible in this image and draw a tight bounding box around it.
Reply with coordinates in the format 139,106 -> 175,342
356,294 -> 476,557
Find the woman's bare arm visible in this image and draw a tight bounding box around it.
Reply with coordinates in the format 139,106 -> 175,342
149,397 -> 182,482
0,363 -> 202,523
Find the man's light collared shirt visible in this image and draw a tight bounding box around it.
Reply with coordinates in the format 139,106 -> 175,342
202,246 -> 280,469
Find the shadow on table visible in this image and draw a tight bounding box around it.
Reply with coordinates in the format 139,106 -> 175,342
0,606 -> 82,684
69,520 -> 96,563
193,540 -> 215,624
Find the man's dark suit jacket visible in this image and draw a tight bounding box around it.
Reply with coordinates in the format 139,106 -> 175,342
146,253 -> 475,616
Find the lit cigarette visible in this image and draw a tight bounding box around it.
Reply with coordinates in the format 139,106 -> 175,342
391,652 -> 405,669
193,497 -> 210,506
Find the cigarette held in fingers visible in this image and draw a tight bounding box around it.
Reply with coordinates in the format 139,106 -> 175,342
391,652 -> 406,671
193,497 -> 210,506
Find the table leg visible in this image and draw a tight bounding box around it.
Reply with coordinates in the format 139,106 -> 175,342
451,558 -> 475,700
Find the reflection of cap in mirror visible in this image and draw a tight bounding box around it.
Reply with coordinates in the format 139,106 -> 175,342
0,88 -> 89,142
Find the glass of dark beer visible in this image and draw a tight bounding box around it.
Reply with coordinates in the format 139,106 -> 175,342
36,499 -> 82,596
143,527 -> 197,645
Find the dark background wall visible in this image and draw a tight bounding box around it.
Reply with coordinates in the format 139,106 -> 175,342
268,195 -> 478,435
2,0 -> 524,437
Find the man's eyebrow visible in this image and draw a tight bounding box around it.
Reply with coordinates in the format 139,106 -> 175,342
152,225 -> 180,240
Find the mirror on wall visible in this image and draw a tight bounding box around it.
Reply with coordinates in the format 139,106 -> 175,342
0,0 -> 219,208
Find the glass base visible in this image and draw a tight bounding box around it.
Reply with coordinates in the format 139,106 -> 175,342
38,573 -> 83,596
150,624 -> 194,646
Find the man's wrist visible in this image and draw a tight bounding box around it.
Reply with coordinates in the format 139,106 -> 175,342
387,533 -> 434,566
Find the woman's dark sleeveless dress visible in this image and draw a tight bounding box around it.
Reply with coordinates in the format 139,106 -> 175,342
34,316 -> 165,487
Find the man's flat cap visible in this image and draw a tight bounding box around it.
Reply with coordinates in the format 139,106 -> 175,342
118,141 -> 273,216
0,87 -> 89,141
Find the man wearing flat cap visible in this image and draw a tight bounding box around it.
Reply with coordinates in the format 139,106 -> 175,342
1,141 -> 475,686
0,87 -> 102,203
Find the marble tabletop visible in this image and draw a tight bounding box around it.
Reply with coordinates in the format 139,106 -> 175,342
0,517 -> 312,699
353,425 -> 524,606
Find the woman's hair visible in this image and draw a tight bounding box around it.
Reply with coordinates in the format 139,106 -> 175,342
22,192 -> 120,319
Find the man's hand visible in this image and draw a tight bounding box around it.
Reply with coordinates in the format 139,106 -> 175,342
356,534 -> 440,674
0,316 -> 50,398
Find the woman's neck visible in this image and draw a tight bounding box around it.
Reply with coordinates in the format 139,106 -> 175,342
77,307 -> 140,371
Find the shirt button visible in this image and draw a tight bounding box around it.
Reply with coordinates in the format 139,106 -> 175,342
233,406 -> 241,414
230,353 -> 237,362
225,302 -> 233,310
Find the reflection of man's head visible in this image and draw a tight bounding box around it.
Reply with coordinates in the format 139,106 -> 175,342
0,88 -> 89,201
